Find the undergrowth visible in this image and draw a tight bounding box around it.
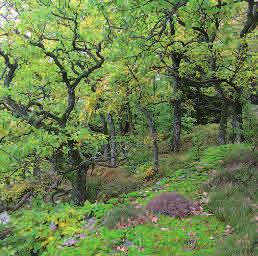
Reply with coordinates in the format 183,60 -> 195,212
204,145 -> 257,256
0,143 -> 256,255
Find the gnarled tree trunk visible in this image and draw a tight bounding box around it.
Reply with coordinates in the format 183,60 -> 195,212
218,102 -> 228,145
100,114 -> 110,161
107,113 -> 117,167
68,140 -> 87,206
171,99 -> 182,153
231,102 -> 243,144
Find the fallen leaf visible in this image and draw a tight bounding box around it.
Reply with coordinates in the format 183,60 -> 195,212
151,216 -> 159,223
116,246 -> 128,252
160,227 -> 169,231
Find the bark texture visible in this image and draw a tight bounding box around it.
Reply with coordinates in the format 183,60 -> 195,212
218,102 -> 228,145
107,113 -> 117,167
232,103 -> 243,144
68,141 -> 87,206
171,100 -> 182,153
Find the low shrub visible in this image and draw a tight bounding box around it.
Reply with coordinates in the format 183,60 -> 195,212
86,175 -> 140,202
100,177 -> 140,200
181,123 -> 219,153
199,143 -> 251,169
103,205 -> 144,229
208,187 -> 254,224
146,192 -> 201,218
214,222 -> 257,256
159,152 -> 191,176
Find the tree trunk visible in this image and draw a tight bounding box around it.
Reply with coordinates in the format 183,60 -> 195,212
218,102 -> 228,145
232,103 -> 243,144
119,100 -> 133,135
127,100 -> 134,133
153,137 -> 159,173
107,113 -> 117,167
51,146 -> 64,173
68,140 -> 87,206
72,165 -> 87,206
138,104 -> 159,173
171,100 -> 182,153
100,114 -> 110,161
195,87 -> 202,124
168,17 -> 183,153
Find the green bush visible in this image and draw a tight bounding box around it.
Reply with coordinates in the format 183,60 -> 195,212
208,187 -> 254,225
181,123 -> 219,153
199,143 -> 251,169
101,177 -> 140,200
159,152 -> 191,176
103,205 -> 143,229
214,222 -> 257,256
86,174 -> 141,202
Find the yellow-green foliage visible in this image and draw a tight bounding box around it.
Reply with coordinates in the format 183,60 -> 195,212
135,163 -> 157,180
1,181 -> 32,205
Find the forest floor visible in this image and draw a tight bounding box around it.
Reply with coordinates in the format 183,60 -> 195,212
0,144 -> 256,256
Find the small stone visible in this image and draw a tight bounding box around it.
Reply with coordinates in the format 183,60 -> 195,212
200,212 -> 213,216
76,233 -> 86,239
83,217 -> 96,232
49,221 -> 57,231
63,238 -> 78,247
224,225 -> 234,236
121,239 -> 134,247
0,212 -> 10,225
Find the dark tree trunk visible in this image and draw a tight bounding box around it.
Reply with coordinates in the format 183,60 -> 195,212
4,62 -> 18,87
195,87 -> 202,124
100,114 -> 110,161
51,146 -> 64,173
138,104 -> 159,173
171,100 -> 182,153
232,103 -> 243,144
107,113 -> 117,167
152,136 -> 159,173
72,165 -> 87,206
168,17 -> 183,153
218,102 -> 228,145
127,100 -> 134,133
68,140 -> 87,206
119,100 -> 133,135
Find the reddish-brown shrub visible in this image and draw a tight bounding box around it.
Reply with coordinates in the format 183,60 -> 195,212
146,192 -> 201,218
